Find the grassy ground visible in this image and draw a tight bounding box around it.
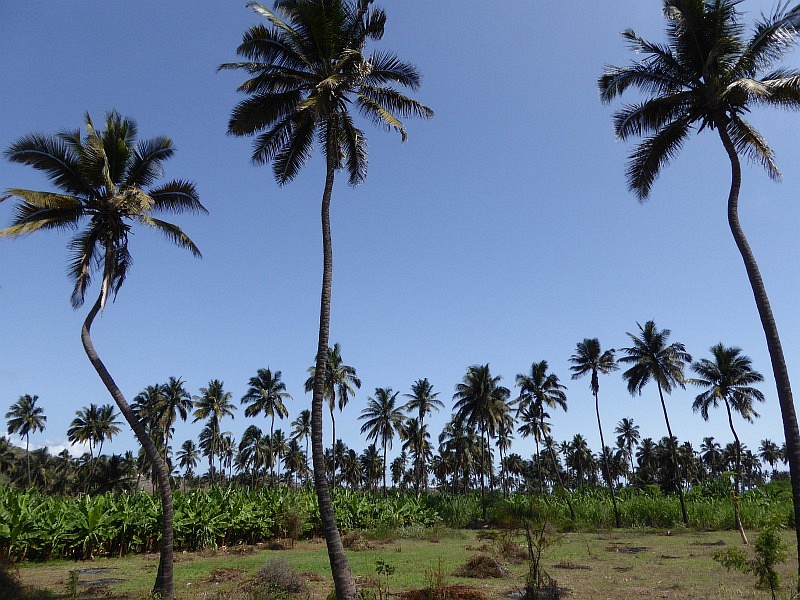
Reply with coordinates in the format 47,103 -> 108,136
8,528 -> 799,599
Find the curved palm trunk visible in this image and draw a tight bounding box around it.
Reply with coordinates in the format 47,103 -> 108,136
656,382 -> 689,527
718,122 -> 800,580
310,158 -> 358,600
330,406 -> 337,487
724,400 -> 748,545
81,293 -> 174,599
595,391 -> 620,528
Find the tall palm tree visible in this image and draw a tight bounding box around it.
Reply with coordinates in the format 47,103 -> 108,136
759,439 -> 782,476
1,111 -> 204,598
291,409 -> 312,483
304,343 -> 361,486
160,377 -> 193,471
5,394 -> 47,487
221,1 -> 431,594
358,387 -> 406,494
241,368 -> 292,479
599,0 -> 800,569
515,360 -> 574,519
438,417 -> 480,495
400,417 -> 431,493
700,436 -> 724,478
193,379 -> 236,486
618,320 -> 692,526
176,439 -> 200,478
614,417 -> 641,479
67,403 -> 121,492
453,364 -> 511,519
570,338 -> 620,527
403,378 -> 442,491
691,343 -> 765,544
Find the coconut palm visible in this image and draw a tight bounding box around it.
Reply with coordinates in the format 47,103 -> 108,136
618,320 -> 692,526
193,379 -> 236,486
5,394 -> 47,487
221,0 -> 432,593
438,417 -> 480,494
1,111 -> 204,598
67,403 -> 121,492
453,364 -> 511,519
358,387 -> 406,494
759,439 -> 783,476
291,409 -> 312,483
614,417 -> 641,479
515,360 -> 574,518
403,378 -> 442,490
176,440 -> 200,478
304,343 -> 361,486
700,436 -> 724,478
692,343 -> 765,543
241,368 -> 291,479
400,416 -> 432,493
599,0 -> 800,567
570,338 -> 620,527
160,377 -> 193,470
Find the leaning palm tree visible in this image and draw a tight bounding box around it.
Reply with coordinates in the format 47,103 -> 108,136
221,1 -> 431,593
618,320 -> 692,526
359,387 -> 406,494
5,394 -> 47,487
1,111 -> 204,598
570,338 -> 620,527
599,0 -> 800,569
304,344 -> 361,486
241,368 -> 292,479
691,343 -> 765,544
453,364 -> 511,519
193,379 -> 236,486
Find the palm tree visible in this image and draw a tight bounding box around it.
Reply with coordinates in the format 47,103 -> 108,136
67,403 -> 121,492
599,0 -> 800,569
5,394 -> 47,487
700,436 -> 724,478
453,364 -> 511,519
160,377 -> 193,471
176,439 -> 200,479
221,1 -> 432,593
618,320 -> 692,526
614,417 -> 641,479
400,416 -> 431,493
304,343 -> 361,486
403,378 -> 442,490
358,387 -> 406,494
759,439 -> 782,477
438,417 -> 480,494
1,111 -> 204,598
692,343 -> 765,544
515,360 -> 574,519
193,379 -> 236,486
291,409 -> 312,483
241,368 -> 292,479
570,338 -> 620,527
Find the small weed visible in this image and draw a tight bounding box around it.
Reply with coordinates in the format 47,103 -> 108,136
258,558 -> 306,594
375,558 -> 395,600
714,525 -> 788,600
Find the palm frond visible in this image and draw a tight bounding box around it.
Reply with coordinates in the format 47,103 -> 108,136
365,51 -> 422,90
338,109 -> 367,186
626,117 -> 692,200
0,200 -> 83,236
149,180 -> 207,215
612,94 -> 692,139
359,85 -> 434,121
4,134 -> 92,196
228,91 -> 303,136
126,137 -> 174,187
727,114 -> 780,179
136,216 -> 203,258
273,112 -> 315,184
67,228 -> 102,309
251,116 -> 295,166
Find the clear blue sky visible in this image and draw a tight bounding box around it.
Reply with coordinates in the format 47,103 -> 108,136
1,1 -> 798,470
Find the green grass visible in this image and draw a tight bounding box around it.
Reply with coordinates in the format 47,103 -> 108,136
13,527 -> 800,599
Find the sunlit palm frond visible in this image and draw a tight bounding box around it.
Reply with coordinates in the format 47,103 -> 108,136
626,117 -> 692,201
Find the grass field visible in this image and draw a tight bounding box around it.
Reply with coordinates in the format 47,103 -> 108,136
7,528 -> 799,599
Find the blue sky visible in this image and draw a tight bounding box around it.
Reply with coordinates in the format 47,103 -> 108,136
1,1 -> 799,470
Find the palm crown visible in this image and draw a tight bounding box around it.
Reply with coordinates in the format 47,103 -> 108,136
1,111 -> 206,309
220,0 -> 433,185
599,0 -> 800,199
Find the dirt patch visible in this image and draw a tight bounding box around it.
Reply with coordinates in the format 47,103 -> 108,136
454,555 -> 510,579
207,567 -> 246,583
606,545 -> 648,554
400,584 -> 488,600
552,560 -> 591,571
227,544 -> 257,555
691,539 -> 726,547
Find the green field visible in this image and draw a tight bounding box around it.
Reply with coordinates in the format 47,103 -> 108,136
6,527 -> 798,600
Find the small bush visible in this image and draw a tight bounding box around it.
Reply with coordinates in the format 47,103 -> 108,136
259,558 -> 306,594
454,555 -> 509,579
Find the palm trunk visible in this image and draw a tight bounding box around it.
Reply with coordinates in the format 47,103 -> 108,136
310,156 -> 357,600
330,406 -> 337,487
382,442 -> 388,496
81,292 -> 174,599
656,382 -> 689,527
546,439 -> 576,521
718,122 -> 800,581
595,391 -> 620,528
725,400 -> 749,545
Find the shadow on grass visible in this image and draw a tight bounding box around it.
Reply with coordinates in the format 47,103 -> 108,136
1,562 -> 61,600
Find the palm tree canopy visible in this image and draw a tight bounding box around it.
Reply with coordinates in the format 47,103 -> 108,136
5,394 -> 47,439
241,368 -> 292,419
599,0 -> 800,199
691,343 -> 765,422
569,338 -> 618,395
358,387 -> 406,450
193,380 -> 237,425
403,378 -> 443,420
220,0 -> 433,185
618,320 -> 691,395
1,111 -> 206,309
515,360 -> 568,414
453,364 -> 511,437
304,343 -> 361,412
